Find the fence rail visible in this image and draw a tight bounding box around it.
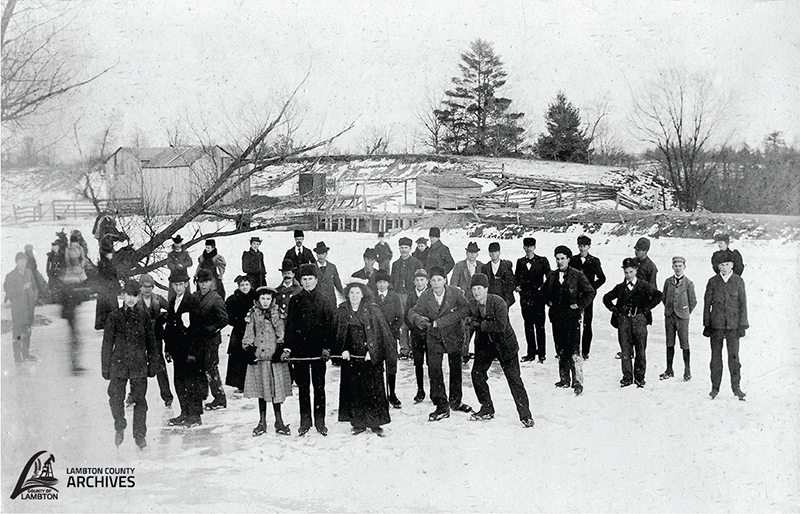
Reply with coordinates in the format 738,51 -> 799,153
4,198 -> 144,224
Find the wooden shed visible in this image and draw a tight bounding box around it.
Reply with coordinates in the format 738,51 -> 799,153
416,174 -> 482,209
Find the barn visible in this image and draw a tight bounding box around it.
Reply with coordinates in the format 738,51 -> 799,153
416,174 -> 483,209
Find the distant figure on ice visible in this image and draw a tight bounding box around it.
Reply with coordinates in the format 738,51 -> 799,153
425,227 -> 455,282
283,264 -> 334,436
603,258 -> 663,389
569,235 -> 606,360
405,269 -> 430,403
94,250 -> 120,330
312,241 -> 344,310
391,237 -> 424,360
660,256 -> 697,382
481,241 -> 516,308
373,270 -> 403,409
101,279 -> 157,449
451,241 -> 483,363
62,234 -> 89,374
241,236 -> 266,288
515,237 -> 551,363
194,269 -> 229,411
196,239 -> 226,299
412,237 -> 430,269
374,231 -> 393,272
283,229 -> 315,270
350,247 -> 379,297
711,233 -> 745,277
466,273 -> 534,427
167,235 -> 193,296
225,275 -> 256,394
243,286 -> 293,437
703,251 -> 748,401
545,246 -> 596,396
45,239 -> 64,303
4,252 -> 39,364
408,266 -> 472,421
333,282 -> 395,436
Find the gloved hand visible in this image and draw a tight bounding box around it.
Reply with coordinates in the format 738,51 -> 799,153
244,345 -> 258,365
703,327 -> 712,338
738,327 -> 746,338
147,368 -> 156,378
415,316 -> 431,330
281,349 -> 291,362
321,349 -> 331,362
341,350 -> 351,361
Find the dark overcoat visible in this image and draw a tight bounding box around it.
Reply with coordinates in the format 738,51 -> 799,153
569,253 -> 606,292
241,249 -> 266,288
425,240 -> 455,277
481,259 -> 516,307
164,293 -> 203,361
283,246 -> 316,269
703,274 -> 748,330
374,290 -> 404,339
333,301 -> 397,365
636,256 -> 659,288
316,261 -> 344,309
515,254 -> 551,309
4,268 -> 37,326
412,247 -> 429,269
407,285 -> 469,354
193,289 -> 229,347
468,293 -> 519,362
284,288 -> 334,357
390,255 -> 424,295
101,306 -> 158,379
602,279 -> 662,327
226,289 -> 256,353
545,267 -> 597,322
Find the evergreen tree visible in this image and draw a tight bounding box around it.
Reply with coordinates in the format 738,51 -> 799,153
534,91 -> 592,163
433,39 -> 525,156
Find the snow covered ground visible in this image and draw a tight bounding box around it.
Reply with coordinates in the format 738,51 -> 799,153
2,221 -> 799,512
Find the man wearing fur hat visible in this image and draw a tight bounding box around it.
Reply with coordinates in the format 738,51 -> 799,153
467,273 -> 534,427
452,241 -> 484,362
283,229 -> 316,270
481,242 -> 516,308
313,241 -> 344,309
391,237 -> 424,359
102,279 -> 158,448
711,234 -> 745,276
545,246 -> 596,396
408,266 -> 472,421
196,239 -> 227,299
569,235 -> 606,360
283,263 -> 335,436
4,252 -> 39,364
515,237 -> 551,363
242,236 -> 266,288
351,247 -> 380,297
194,268 -> 229,410
425,227 -> 455,281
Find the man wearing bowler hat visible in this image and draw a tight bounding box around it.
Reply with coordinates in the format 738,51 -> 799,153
515,237 -> 551,363
452,241 -> 484,363
569,235 -> 606,360
313,241 -> 343,309
391,237 -> 424,359
481,242 -> 516,308
242,236 -> 266,288
351,247 -> 380,297
275,259 -> 302,319
413,237 -> 430,269
166,235 -> 193,297
283,229 -> 316,269
711,233 -> 745,277
425,227 -> 455,281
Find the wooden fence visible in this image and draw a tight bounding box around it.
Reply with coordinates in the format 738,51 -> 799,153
3,198 -> 144,224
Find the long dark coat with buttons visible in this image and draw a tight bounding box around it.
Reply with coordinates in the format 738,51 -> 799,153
407,285 -> 469,354
703,274 -> 748,330
467,293 -> 519,362
101,306 -> 158,379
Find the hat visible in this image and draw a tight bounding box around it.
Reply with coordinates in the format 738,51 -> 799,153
523,237 -> 536,247
634,237 -> 650,252
429,227 -> 441,238
429,266 -> 447,279
172,235 -> 184,245
14,251 -> 26,261
69,234 -> 80,243
488,242 -> 500,252
122,279 -> 141,296
255,285 -> 277,296
205,239 -> 216,248
465,242 -> 480,253
297,263 -> 318,279
470,273 -> 489,289
234,274 -> 252,284
672,256 -> 686,264
363,248 -> 378,260
313,241 -> 330,254
415,237 -> 428,244
250,236 -> 262,243
414,269 -> 429,279
196,269 -> 214,282
554,245 -> 572,259
293,229 -> 305,238
378,231 -> 385,238
375,270 -> 391,283
51,240 -> 61,247
398,237 -> 413,247
577,235 -> 592,246
279,259 -> 296,272
138,273 -> 155,286
714,249 -> 735,264
169,270 -> 190,283
713,233 -> 730,244
622,257 -> 639,269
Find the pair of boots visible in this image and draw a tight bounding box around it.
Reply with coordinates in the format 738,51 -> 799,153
387,373 -> 401,408
660,347 -> 691,381
13,335 -> 36,364
253,400 -> 290,436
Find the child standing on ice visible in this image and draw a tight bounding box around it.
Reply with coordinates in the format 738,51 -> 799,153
660,256 -> 697,381
243,286 -> 292,437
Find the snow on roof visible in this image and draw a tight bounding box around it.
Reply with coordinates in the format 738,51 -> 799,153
418,174 -> 481,188
143,147 -> 208,168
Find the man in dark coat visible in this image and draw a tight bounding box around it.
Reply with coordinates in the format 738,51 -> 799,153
313,241 -> 344,309
425,227 -> 455,281
225,275 -> 256,392
283,264 -> 335,436
374,270 -> 404,408
241,236 -> 266,288
134,274 -> 173,408
391,237 -> 424,359
101,279 -> 157,448
196,239 -> 227,299
374,231 -> 393,272
634,237 -> 659,287
405,269 -> 430,403
408,266 -> 472,421
166,235 -> 193,297
164,270 -> 205,428
703,251 -> 748,400
481,242 -> 516,307
545,246 -> 596,396
194,268 -> 230,410
283,229 -> 316,270
711,233 -> 745,276
467,273 -> 534,427
515,237 -> 551,363
4,252 -> 39,363
275,259 -> 302,319
603,258 -> 664,388
569,235 -> 606,359
351,247 -> 380,297
412,237 -> 430,269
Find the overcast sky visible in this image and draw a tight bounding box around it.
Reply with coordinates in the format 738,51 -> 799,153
29,0 -> 800,157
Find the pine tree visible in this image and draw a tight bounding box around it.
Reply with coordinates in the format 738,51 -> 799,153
433,39 -> 525,156
534,91 -> 592,163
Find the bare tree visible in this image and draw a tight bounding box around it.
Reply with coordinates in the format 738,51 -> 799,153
415,92 -> 445,153
1,0 -> 113,126
359,124 -> 391,155
630,69 -> 729,211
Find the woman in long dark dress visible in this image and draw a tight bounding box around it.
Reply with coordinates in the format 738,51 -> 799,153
225,275 -> 256,392
334,283 -> 396,436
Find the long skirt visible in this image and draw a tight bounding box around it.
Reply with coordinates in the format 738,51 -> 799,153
244,360 -> 292,402
338,360 -> 391,428
225,327 -> 248,390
